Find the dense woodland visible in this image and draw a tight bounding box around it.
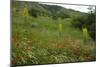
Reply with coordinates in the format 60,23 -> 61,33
12,1 -> 96,66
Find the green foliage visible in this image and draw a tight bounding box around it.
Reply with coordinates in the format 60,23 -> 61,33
12,1 -> 96,66
88,10 -> 96,40
28,6 -> 48,17
71,7 -> 96,41
71,15 -> 88,29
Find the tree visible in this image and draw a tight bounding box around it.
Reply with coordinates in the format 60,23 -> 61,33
87,6 -> 96,41
71,6 -> 96,41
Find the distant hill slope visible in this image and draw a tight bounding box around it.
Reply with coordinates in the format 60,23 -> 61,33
13,1 -> 87,19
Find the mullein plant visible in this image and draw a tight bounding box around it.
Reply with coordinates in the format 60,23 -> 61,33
58,18 -> 63,38
21,5 -> 29,26
21,5 -> 29,17
82,26 -> 88,45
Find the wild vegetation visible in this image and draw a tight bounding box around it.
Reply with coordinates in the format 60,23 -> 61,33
12,1 -> 96,66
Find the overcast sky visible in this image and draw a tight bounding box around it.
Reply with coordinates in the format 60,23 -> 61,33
19,0 -> 96,13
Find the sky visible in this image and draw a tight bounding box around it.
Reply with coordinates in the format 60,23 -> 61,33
18,0 -> 96,13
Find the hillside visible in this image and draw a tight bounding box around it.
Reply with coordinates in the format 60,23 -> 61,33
13,1 -> 87,19
12,1 -> 96,66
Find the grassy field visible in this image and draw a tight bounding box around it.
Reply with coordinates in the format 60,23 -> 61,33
12,15 -> 95,65
12,1 -> 96,66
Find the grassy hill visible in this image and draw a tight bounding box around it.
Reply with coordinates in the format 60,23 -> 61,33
12,1 -> 96,66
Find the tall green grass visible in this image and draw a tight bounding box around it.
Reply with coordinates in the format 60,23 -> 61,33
12,11 -> 95,66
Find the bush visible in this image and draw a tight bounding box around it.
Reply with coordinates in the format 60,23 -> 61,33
71,11 -> 96,41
